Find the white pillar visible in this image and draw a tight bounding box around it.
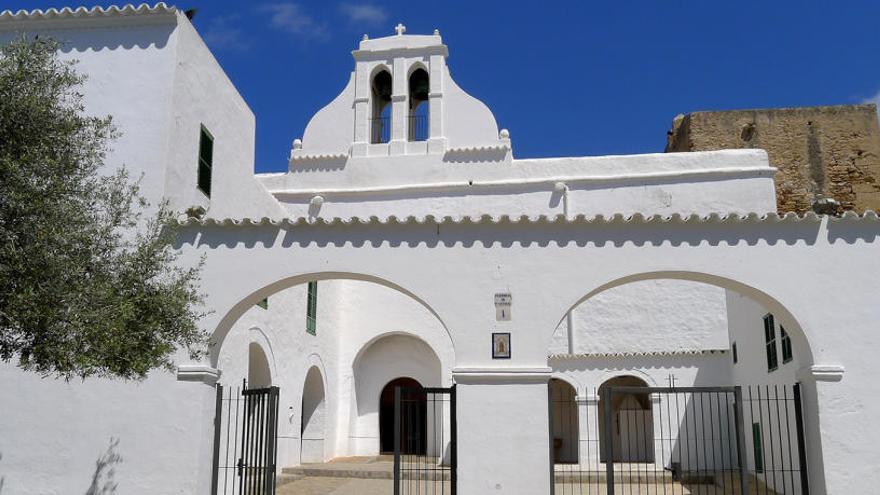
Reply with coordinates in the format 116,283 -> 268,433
427,54 -> 446,154
454,368 -> 552,495
578,394 -> 600,467
176,364 -> 223,494
389,57 -> 407,155
351,60 -> 371,157
651,393 -> 664,470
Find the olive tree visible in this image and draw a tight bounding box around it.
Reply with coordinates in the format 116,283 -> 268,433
0,36 -> 207,380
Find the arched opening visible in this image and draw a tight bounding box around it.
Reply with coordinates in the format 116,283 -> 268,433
248,342 -> 272,388
209,273 -> 453,465
353,333 -> 443,456
301,366 -> 326,463
598,376 -> 653,463
379,377 -> 426,454
553,272 -> 813,366
371,69 -> 392,143
549,272 -> 820,487
408,67 -> 429,141
549,378 -> 579,464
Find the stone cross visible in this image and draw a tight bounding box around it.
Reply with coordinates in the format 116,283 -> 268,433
395,23 -> 406,35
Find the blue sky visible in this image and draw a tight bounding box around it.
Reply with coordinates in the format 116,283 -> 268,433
5,1 -> 880,173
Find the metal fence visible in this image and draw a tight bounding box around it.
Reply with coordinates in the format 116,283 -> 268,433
550,384 -> 809,495
408,115 -> 429,142
371,116 -> 390,143
211,381 -> 281,495
394,385 -> 456,495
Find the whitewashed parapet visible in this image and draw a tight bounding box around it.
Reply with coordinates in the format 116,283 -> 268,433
0,3 -> 176,26
175,210 -> 880,227
549,349 -> 729,360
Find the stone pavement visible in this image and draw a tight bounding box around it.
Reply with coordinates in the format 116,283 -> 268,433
277,476 -> 392,495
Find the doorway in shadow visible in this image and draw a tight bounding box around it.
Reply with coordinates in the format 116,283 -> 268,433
379,377 -> 426,454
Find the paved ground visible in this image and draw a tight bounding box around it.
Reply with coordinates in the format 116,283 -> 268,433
277,476 -> 393,495
276,457 -> 772,495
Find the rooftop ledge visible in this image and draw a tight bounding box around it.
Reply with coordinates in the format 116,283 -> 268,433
262,149 -> 775,198
0,3 -> 177,26
175,210 -> 880,228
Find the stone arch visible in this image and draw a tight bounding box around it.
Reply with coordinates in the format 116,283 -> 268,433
248,326 -> 277,383
208,272 -> 453,367
300,365 -> 326,463
598,375 -> 653,463
592,368 -> 660,389
247,341 -> 272,388
351,332 -> 443,456
549,378 -> 579,464
407,63 -> 429,142
550,372 -> 582,394
371,66 -> 393,143
552,270 -> 815,366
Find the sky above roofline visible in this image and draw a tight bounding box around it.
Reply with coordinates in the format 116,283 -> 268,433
3,1 -> 880,173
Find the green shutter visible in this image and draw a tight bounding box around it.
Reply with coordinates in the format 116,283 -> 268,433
781,327 -> 793,363
752,423 -> 764,473
197,126 -> 213,197
764,314 -> 778,372
306,281 -> 317,335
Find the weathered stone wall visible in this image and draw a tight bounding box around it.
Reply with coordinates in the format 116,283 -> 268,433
666,104 -> 880,214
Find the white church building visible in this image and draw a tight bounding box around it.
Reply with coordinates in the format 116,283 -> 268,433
1,4 -> 879,495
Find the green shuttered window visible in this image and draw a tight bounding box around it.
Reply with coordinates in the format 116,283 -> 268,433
197,125 -> 213,197
781,326 -> 793,363
763,314 -> 778,372
306,281 -> 317,335
752,423 -> 764,473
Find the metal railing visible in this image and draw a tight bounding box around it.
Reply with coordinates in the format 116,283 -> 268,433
211,381 -> 281,495
370,116 -> 390,144
408,115 -> 428,142
549,384 -> 809,495
394,385 -> 456,495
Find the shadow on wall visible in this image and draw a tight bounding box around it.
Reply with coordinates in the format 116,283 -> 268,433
85,438 -> 123,495
178,214 -> 880,251
57,24 -> 175,52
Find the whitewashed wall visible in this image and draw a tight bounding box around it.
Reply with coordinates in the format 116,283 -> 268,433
725,290 -> 804,492
0,20 -> 178,213
551,279 -> 730,355
0,10 -> 286,494
0,360 -> 215,495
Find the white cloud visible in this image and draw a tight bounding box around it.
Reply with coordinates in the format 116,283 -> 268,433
202,15 -> 248,50
863,89 -> 880,107
260,3 -> 329,40
338,3 -> 388,25
862,89 -> 880,123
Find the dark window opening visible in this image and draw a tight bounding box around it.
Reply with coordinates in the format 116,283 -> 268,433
781,326 -> 793,363
732,341 -> 738,364
764,314 -> 778,372
371,70 -> 392,144
197,125 -> 213,197
408,68 -> 429,141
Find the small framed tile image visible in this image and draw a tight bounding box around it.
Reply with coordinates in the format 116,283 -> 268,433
492,332 -> 511,359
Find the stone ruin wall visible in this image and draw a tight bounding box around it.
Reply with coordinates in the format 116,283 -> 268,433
666,104 -> 880,214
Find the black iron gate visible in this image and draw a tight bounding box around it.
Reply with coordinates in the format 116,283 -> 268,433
551,384 -> 810,495
211,381 -> 281,495
393,385 -> 456,495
